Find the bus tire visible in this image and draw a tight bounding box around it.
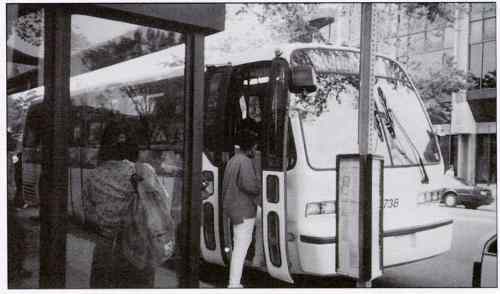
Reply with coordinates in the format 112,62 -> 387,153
444,193 -> 457,207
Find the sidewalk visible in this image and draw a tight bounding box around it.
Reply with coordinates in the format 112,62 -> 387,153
9,206 -> 215,289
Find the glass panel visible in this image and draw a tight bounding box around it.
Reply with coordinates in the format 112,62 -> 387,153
426,30 -> 444,51
7,5 -> 45,289
469,43 -> 483,88
476,134 -> 490,183
483,3 -> 496,18
482,41 -> 496,88
408,16 -> 425,33
438,136 -> 451,171
68,15 -> 185,288
470,3 -> 484,21
490,135 -> 496,183
443,27 -> 455,48
470,21 -> 483,44
450,135 -> 459,176
71,15 -> 183,77
484,17 -> 496,40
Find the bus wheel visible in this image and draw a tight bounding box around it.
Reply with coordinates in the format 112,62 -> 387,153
444,193 -> 457,207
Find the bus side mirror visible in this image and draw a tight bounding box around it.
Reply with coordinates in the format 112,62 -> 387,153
290,66 -> 317,94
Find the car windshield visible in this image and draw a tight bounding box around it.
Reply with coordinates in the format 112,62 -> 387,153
290,48 -> 441,169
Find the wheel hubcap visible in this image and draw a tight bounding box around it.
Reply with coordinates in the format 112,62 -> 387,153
446,196 -> 455,206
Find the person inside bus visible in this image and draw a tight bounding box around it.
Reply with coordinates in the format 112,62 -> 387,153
83,120 -> 155,288
222,129 -> 262,288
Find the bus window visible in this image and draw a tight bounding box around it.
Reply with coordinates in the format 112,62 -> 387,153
248,96 -> 262,123
263,59 -> 289,171
291,48 -> 440,169
204,70 -> 229,159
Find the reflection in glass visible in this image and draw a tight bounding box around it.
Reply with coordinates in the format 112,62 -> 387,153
67,15 -> 185,288
7,6 -> 45,289
71,15 -> 184,76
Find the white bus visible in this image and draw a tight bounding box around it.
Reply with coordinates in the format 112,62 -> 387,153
15,43 -> 453,283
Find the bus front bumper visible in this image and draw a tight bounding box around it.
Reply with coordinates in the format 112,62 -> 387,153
296,219 -> 453,276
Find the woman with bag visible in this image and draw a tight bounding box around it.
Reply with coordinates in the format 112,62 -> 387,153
83,120 -> 174,288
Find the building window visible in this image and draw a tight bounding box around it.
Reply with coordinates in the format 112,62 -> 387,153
469,3 -> 496,89
476,134 -> 496,184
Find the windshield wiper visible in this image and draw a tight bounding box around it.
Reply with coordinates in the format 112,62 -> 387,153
374,102 -> 394,165
377,87 -> 396,138
377,87 -> 429,184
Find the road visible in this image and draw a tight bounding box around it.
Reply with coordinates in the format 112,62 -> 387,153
373,204 -> 496,288
199,203 -> 497,288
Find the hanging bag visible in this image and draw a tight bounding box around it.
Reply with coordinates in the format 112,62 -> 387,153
121,162 -> 176,270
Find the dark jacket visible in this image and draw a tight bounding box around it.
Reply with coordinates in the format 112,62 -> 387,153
222,149 -> 261,225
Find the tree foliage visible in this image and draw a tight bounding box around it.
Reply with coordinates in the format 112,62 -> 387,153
411,54 -> 473,123
403,3 -> 460,23
80,28 -> 183,73
236,4 -> 323,42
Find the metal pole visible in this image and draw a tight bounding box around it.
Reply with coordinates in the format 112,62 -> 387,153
40,6 -> 70,288
358,3 -> 376,156
179,32 -> 205,288
357,3 -> 377,288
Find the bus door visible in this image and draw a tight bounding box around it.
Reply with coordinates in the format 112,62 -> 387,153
261,58 -> 293,283
201,65 -> 233,265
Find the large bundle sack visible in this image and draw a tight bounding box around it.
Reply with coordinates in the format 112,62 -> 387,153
121,163 -> 176,269
83,161 -> 136,239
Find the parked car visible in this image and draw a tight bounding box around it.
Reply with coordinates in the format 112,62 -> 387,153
439,176 -> 494,209
472,233 -> 497,287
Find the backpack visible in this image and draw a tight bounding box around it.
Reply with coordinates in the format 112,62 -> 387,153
120,162 -> 176,270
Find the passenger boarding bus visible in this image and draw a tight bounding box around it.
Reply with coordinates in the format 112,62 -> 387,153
15,43 -> 453,283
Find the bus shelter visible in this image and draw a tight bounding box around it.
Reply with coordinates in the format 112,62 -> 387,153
7,3 -> 225,288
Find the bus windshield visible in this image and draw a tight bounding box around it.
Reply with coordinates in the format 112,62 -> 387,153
291,48 -> 440,169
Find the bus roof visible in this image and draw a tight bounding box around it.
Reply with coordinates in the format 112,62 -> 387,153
9,42 -> 393,103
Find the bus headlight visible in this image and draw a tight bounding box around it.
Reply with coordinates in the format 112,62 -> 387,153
305,201 -> 336,217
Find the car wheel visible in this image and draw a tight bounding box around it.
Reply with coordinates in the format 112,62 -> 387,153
444,193 -> 457,207
465,204 -> 479,210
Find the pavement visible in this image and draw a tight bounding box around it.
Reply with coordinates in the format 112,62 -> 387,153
8,205 -> 217,289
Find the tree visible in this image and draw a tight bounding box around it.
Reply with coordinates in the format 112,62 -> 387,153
236,4 -> 322,42
9,10 -> 92,52
411,54 -> 473,124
